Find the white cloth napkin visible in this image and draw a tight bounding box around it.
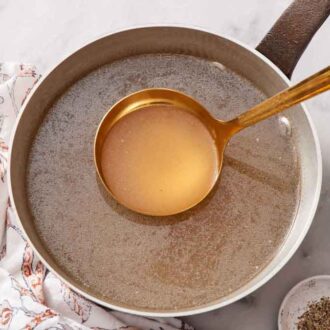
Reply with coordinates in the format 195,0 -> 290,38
0,63 -> 194,330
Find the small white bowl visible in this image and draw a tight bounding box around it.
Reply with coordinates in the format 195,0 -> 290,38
278,275 -> 330,330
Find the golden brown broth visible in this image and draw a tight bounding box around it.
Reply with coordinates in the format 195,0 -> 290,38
101,105 -> 218,215
27,54 -> 300,311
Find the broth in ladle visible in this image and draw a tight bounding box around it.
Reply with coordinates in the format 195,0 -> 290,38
101,105 -> 219,216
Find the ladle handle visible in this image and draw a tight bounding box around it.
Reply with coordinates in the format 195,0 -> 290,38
231,66 -> 330,130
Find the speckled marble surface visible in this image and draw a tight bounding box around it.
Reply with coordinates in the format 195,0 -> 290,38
0,0 -> 329,329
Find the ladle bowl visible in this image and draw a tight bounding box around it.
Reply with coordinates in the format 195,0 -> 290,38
95,66 -> 330,216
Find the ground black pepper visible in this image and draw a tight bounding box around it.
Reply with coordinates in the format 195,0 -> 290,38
297,297 -> 330,330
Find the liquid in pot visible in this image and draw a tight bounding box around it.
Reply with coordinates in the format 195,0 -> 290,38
27,54 -> 300,311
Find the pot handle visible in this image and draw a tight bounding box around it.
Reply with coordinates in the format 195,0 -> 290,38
256,0 -> 330,78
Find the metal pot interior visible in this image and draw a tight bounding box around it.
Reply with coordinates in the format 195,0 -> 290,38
9,27 -> 321,316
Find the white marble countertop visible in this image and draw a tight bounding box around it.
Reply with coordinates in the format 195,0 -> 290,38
0,0 -> 329,329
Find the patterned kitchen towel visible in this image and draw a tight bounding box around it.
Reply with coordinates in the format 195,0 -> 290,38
0,63 -> 194,330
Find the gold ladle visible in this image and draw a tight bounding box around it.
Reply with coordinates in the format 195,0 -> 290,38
95,66 -> 330,216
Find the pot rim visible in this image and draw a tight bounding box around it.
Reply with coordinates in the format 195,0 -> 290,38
8,24 -> 322,317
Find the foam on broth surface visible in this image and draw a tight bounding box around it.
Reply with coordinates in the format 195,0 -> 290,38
27,54 -> 300,311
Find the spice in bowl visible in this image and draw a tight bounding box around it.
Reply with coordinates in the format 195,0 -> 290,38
297,297 -> 330,330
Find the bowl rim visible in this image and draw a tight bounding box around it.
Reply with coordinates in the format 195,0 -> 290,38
278,275 -> 330,330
